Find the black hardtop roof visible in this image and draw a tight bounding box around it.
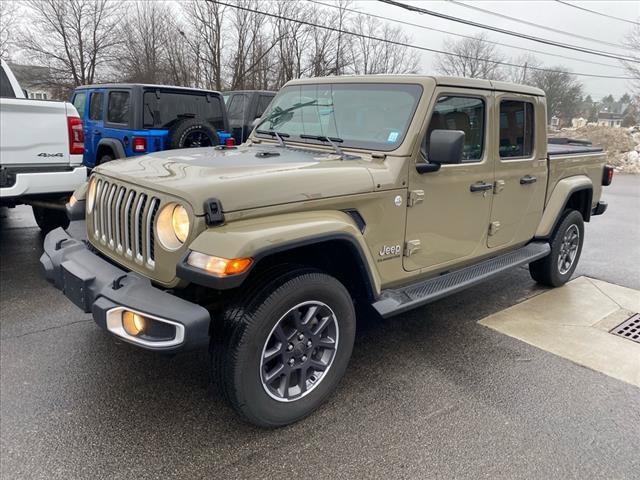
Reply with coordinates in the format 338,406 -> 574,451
222,89 -> 276,95
74,83 -> 223,95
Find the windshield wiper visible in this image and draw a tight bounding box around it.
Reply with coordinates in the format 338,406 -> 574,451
255,99 -> 319,131
300,134 -> 359,160
256,130 -> 290,147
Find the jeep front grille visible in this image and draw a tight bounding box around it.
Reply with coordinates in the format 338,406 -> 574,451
92,179 -> 160,268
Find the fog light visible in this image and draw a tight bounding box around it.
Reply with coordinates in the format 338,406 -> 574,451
122,311 -> 146,336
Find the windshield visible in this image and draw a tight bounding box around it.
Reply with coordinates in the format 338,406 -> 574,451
256,83 -> 422,151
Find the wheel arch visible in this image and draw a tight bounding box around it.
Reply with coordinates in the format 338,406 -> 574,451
96,138 -> 125,161
178,211 -> 381,301
535,175 -> 593,238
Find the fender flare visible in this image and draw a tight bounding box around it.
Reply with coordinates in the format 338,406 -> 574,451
535,175 -> 593,238
176,210 -> 380,297
97,138 -> 126,160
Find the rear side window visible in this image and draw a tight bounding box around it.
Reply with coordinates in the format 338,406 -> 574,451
500,100 -> 535,158
89,92 -> 103,121
107,91 -> 130,124
72,92 -> 86,115
256,95 -> 273,118
143,90 -> 225,130
1,68 -> 16,98
227,94 -> 248,122
424,95 -> 485,162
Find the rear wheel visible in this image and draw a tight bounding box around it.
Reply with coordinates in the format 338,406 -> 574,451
97,152 -> 114,165
215,269 -> 356,427
32,205 -> 69,233
529,209 -> 584,287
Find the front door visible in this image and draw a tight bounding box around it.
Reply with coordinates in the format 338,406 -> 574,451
487,93 -> 547,248
404,88 -> 495,273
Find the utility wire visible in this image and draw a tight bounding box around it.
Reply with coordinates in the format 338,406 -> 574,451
555,0 -> 640,26
377,0 -> 638,63
208,0 -> 639,80
448,0 -> 630,49
308,0 -> 627,71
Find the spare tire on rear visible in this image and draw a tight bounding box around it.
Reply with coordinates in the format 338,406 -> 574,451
167,118 -> 220,149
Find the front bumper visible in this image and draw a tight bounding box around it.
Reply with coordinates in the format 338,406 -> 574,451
40,224 -> 210,353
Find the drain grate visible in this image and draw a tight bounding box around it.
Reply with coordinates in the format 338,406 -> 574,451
610,313 -> 640,344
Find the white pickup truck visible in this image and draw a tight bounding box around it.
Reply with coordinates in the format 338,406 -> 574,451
0,59 -> 87,231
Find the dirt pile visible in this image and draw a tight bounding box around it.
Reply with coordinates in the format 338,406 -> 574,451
550,126 -> 640,174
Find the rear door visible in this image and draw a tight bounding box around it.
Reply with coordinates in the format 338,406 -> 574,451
487,93 -> 547,248
404,87 -> 495,273
84,90 -> 105,165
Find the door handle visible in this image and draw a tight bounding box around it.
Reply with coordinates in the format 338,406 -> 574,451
520,175 -> 537,185
93,130 -> 102,135
470,181 -> 493,192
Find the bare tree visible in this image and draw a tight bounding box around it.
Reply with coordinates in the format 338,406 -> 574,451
436,33 -> 504,80
184,0 -> 227,90
118,1 -> 173,84
18,0 -> 122,90
530,67 -> 583,126
349,14 -> 419,75
0,0 -> 18,60
622,24 -> 640,96
504,53 -> 541,85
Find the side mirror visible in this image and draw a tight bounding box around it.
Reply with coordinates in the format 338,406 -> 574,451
416,129 -> 465,174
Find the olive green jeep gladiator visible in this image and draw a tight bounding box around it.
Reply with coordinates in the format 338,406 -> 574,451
41,75 -> 612,427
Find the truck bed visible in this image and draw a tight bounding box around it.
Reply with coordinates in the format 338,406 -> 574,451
547,143 -> 604,156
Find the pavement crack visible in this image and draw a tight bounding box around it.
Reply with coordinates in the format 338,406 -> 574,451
1,318 -> 92,340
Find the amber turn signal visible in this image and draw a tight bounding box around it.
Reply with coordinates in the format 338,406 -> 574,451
187,252 -> 252,276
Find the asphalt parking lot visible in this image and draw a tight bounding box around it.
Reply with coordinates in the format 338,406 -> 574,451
1,175 -> 639,479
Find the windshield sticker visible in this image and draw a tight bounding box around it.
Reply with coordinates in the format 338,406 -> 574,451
387,131 -> 399,143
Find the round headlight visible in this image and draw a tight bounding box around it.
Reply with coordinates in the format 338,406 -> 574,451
172,205 -> 190,243
86,177 -> 97,214
157,203 -> 190,250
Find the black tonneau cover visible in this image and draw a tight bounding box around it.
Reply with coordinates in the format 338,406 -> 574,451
547,143 -> 604,156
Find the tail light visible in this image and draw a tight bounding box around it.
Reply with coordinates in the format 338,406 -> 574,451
225,137 -> 236,147
602,165 -> 614,186
132,137 -> 147,153
67,116 -> 84,155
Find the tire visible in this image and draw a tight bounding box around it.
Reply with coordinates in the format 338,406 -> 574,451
215,269 -> 356,427
529,209 -> 584,287
97,153 -> 114,165
32,205 -> 69,233
167,118 -> 220,149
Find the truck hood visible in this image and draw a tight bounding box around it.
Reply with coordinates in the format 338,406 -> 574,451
95,144 -> 376,214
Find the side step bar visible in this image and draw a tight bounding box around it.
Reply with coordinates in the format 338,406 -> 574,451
372,242 -> 550,318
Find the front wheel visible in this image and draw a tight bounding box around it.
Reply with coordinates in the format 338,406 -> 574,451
215,270 -> 356,427
32,205 -> 69,233
529,209 -> 584,287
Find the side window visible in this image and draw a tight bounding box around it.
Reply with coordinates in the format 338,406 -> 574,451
89,92 -> 104,121
72,92 -> 87,114
107,91 -> 130,124
499,100 -> 534,158
255,95 -> 273,118
424,95 -> 485,162
227,94 -> 248,122
0,67 -> 16,98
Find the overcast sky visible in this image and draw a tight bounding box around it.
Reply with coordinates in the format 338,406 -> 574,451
355,0 -> 640,100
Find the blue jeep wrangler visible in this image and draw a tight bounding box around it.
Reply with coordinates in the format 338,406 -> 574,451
71,84 -> 233,167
